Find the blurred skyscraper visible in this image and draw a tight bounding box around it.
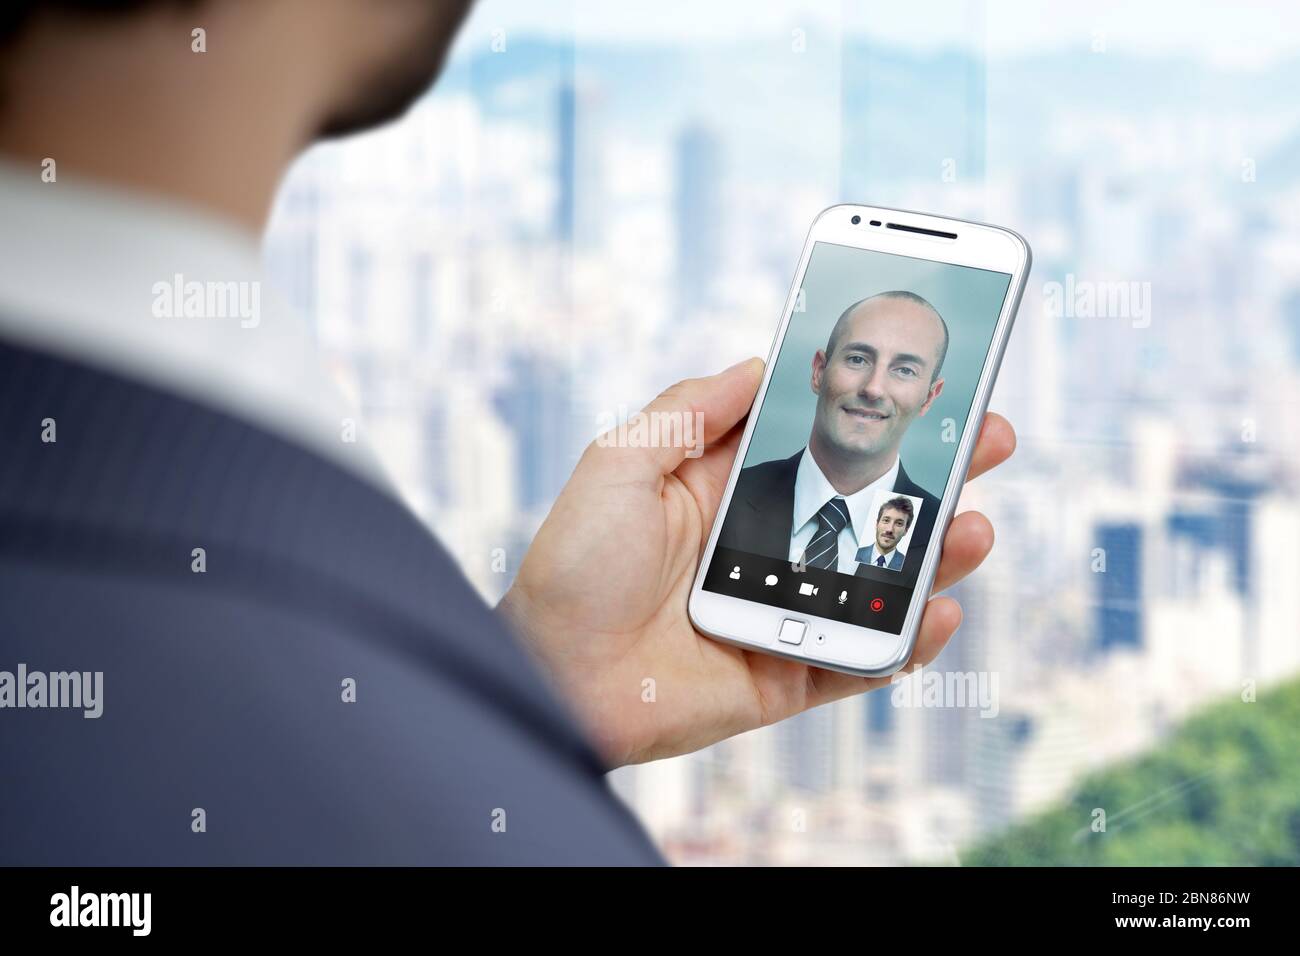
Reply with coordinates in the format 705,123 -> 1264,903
492,352 -> 578,514
674,123 -> 723,316
555,79 -> 604,251
1095,522 -> 1142,652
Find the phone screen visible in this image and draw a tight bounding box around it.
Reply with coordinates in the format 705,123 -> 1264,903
703,240 -> 1013,635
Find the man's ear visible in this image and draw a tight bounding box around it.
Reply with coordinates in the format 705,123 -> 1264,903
811,349 -> 827,394
918,376 -> 944,415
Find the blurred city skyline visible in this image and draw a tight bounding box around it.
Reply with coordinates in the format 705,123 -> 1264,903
461,0 -> 1300,67
263,2 -> 1300,864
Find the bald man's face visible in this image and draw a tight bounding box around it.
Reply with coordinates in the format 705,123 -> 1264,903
811,298 -> 945,461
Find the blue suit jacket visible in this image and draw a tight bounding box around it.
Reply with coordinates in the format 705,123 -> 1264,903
855,545 -> 906,572
0,338 -> 663,865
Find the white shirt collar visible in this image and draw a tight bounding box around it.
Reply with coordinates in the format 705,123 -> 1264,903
792,445 -> 900,547
0,156 -> 391,492
865,543 -> 899,564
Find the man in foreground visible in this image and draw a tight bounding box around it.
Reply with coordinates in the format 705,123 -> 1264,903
0,0 -> 1013,863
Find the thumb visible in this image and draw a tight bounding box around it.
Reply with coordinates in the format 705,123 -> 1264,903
596,357 -> 764,479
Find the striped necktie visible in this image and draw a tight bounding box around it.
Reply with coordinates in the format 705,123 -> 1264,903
802,496 -> 849,570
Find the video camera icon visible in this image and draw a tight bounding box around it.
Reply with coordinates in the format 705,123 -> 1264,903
798,582 -> 819,597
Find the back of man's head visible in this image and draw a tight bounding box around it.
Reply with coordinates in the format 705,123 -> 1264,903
0,0 -> 474,227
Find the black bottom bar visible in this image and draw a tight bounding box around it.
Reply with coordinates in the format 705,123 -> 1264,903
0,866 -> 1283,940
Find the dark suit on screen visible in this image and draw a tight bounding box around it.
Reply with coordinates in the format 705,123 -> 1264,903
716,448 -> 941,586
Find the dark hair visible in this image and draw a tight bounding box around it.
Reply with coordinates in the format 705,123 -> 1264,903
824,290 -> 950,383
1,1 -> 195,48
878,495 -> 915,531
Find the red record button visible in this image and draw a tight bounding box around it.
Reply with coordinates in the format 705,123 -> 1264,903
869,597 -> 885,612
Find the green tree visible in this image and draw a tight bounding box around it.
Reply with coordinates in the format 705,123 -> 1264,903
963,678 -> 1300,865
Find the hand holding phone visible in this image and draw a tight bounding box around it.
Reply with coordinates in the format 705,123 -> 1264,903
501,204 -> 1020,761
690,205 -> 1030,677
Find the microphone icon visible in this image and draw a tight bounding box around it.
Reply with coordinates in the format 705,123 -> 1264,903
837,590 -> 848,605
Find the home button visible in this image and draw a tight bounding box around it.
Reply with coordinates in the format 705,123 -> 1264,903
778,619 -> 807,646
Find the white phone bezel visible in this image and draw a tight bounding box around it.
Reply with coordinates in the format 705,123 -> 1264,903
687,203 -> 1031,677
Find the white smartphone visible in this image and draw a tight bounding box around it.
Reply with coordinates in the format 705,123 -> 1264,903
688,204 -> 1031,677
